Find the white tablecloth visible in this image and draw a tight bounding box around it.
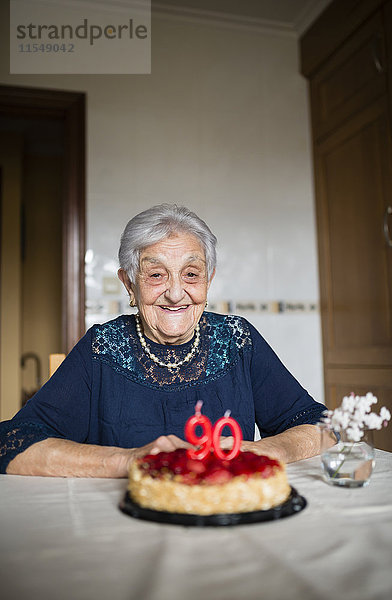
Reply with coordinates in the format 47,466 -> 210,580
1,450 -> 392,600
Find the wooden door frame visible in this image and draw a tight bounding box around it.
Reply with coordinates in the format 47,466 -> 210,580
0,84 -> 86,353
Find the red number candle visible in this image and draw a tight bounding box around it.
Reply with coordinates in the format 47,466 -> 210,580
185,401 -> 213,460
212,410 -> 243,460
185,404 -> 243,461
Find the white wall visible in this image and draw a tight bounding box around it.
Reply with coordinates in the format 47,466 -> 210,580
0,6 -> 324,403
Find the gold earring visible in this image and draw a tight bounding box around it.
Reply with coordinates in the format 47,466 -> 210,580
129,296 -> 137,308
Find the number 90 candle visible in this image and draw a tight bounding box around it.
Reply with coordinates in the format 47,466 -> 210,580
185,401 -> 243,460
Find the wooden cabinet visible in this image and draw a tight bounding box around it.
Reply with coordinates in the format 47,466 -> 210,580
311,12 -> 387,138
316,98 -> 392,367
301,0 -> 392,451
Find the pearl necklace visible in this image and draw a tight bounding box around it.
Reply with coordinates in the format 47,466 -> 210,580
135,313 -> 200,370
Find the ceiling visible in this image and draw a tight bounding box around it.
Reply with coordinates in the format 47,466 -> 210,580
152,0 -> 333,35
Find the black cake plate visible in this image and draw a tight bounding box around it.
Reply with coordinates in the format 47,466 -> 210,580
119,486 -> 306,527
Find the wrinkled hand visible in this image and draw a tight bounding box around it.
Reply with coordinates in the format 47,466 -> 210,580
133,435 -> 191,459
219,436 -> 273,456
119,435 -> 192,477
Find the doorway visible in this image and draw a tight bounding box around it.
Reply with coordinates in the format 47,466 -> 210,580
0,85 -> 86,420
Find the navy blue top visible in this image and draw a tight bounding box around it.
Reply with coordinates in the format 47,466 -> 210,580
0,312 -> 325,473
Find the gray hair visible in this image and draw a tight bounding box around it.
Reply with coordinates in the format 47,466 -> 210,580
118,204 -> 217,281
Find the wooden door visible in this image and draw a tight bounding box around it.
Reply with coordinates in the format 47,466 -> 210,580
315,97 -> 392,368
0,85 -> 86,420
314,98 -> 392,450
302,2 -> 392,450
0,85 -> 86,354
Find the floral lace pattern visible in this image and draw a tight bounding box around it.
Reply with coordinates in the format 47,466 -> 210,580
92,313 -> 253,390
0,421 -> 62,473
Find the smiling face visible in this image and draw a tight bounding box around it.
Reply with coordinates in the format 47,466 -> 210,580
118,232 -> 214,345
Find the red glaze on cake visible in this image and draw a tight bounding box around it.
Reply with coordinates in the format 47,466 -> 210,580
139,448 -> 281,483
128,448 -> 291,515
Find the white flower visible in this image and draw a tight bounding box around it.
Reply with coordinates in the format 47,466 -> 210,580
380,407 -> 391,422
363,413 -> 383,430
346,425 -> 363,442
321,392 -> 390,439
358,395 -> 373,414
366,392 -> 378,405
342,394 -> 356,413
331,409 -> 350,430
351,408 -> 365,423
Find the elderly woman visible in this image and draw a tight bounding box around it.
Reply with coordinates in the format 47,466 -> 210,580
0,204 -> 325,477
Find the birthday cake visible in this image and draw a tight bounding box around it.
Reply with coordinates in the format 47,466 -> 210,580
127,448 -> 291,515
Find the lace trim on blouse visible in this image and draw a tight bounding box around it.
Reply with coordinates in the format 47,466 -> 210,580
92,312 -> 252,390
0,421 -> 63,474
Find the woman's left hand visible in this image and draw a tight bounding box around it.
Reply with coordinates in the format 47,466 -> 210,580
221,424 -> 321,463
220,436 -> 267,456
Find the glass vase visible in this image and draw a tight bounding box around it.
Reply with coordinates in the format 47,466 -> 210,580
319,424 -> 375,488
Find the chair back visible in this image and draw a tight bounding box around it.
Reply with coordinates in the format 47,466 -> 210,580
49,353 -> 66,377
